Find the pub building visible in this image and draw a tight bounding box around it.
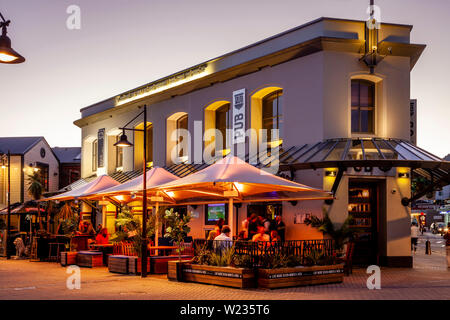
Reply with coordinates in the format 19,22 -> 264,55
74,17 -> 450,267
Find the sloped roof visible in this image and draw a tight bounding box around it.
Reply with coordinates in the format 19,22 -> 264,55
52,147 -> 81,163
0,137 -> 44,155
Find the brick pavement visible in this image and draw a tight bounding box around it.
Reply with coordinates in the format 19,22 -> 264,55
0,245 -> 448,300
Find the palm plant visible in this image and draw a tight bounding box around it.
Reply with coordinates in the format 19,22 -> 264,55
27,172 -> 44,231
304,208 -> 355,253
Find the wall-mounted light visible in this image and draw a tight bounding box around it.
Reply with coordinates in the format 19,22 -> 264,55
398,172 -> 409,178
325,171 -> 337,177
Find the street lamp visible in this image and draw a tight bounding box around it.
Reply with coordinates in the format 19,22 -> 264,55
0,11 -> 25,64
1,151 -> 11,259
113,105 -> 149,278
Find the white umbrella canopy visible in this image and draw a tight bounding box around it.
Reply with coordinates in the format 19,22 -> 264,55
80,167 -> 180,203
154,155 -> 333,204
153,156 -> 333,237
40,175 -> 120,202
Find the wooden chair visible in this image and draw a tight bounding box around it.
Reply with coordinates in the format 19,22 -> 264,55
337,242 -> 355,276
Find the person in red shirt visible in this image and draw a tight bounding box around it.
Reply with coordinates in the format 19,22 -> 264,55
95,228 -> 109,245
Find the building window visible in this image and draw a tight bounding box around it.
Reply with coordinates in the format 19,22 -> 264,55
351,79 -> 375,133
146,124 -> 153,165
133,123 -> 153,169
176,114 -> 188,158
215,104 -> 230,150
92,139 -> 98,172
115,135 -> 123,168
262,90 -> 283,143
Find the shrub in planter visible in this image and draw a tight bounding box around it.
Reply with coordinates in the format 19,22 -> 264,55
258,250 -> 344,289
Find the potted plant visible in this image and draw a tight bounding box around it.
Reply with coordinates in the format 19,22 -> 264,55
164,208 -> 192,281
110,206 -> 155,274
180,244 -> 256,288
304,209 -> 355,257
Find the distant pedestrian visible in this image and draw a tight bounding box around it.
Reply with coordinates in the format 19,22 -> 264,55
411,222 -> 420,253
443,223 -> 450,268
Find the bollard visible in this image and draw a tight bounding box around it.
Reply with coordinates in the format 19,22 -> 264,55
425,239 -> 431,255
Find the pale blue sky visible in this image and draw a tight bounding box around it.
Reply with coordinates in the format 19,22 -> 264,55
0,0 -> 449,157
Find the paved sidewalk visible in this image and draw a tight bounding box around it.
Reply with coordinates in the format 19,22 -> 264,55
0,247 -> 448,300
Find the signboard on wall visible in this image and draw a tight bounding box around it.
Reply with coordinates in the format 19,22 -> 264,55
97,128 -> 105,168
232,89 -> 246,144
410,99 -> 417,145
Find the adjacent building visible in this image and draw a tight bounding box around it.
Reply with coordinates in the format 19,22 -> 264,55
74,17 -> 450,267
52,147 -> 81,190
0,137 -> 60,208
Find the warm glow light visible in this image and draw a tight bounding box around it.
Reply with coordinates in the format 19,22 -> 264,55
166,191 -> 175,198
234,182 -> 244,192
268,139 -> 283,148
1,166 -> 5,169
115,64 -> 209,106
0,52 -> 17,62
114,195 -> 125,201
33,168 -> 39,172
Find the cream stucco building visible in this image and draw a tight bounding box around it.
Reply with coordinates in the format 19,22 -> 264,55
74,17 -> 450,267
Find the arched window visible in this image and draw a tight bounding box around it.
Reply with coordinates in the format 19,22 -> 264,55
351,79 -> 375,133
262,90 -> 283,143
251,87 -> 284,149
176,114 -> 188,158
92,139 -> 98,172
134,122 -> 153,169
167,112 -> 189,164
204,101 -> 231,156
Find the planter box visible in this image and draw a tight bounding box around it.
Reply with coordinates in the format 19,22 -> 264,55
77,251 -> 103,268
150,255 -> 193,274
258,264 -> 344,289
127,256 -> 150,275
60,252 -> 77,266
178,263 -> 256,289
108,255 -> 129,274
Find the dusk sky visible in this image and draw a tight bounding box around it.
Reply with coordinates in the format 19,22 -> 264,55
0,0 -> 449,157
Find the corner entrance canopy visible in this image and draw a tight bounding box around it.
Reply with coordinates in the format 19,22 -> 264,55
271,138 -> 450,205
40,175 -> 120,202
274,138 -> 449,172
155,155 -> 333,205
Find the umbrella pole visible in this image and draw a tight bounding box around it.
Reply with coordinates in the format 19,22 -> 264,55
155,202 -> 159,256
229,197 -> 234,239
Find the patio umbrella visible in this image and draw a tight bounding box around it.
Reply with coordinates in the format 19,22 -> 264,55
154,155 -> 333,236
80,167 -> 180,249
39,175 -> 120,202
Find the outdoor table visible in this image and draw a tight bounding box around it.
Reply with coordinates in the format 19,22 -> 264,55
148,245 -> 177,256
89,244 -> 114,266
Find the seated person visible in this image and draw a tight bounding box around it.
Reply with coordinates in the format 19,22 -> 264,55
77,220 -> 95,235
95,228 -> 109,245
237,230 -> 246,241
252,226 -> 270,242
214,225 -> 232,241
207,226 -> 221,241
214,225 -> 232,251
270,230 -> 281,243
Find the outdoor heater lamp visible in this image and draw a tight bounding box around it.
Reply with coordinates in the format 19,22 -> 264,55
0,12 -> 25,64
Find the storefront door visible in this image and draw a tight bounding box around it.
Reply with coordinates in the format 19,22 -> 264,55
348,181 -> 379,266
